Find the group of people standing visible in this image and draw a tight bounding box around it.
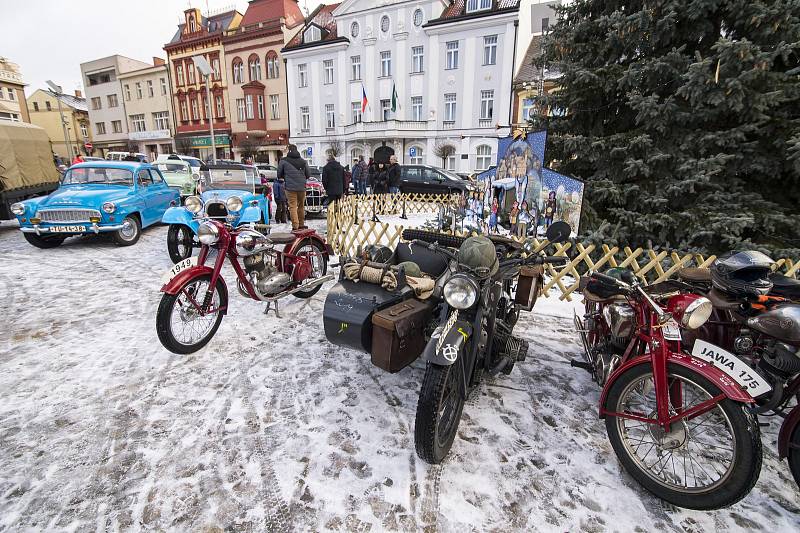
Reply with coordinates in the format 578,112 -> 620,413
348,155 -> 401,195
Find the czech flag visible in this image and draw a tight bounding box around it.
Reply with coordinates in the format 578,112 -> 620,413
361,84 -> 369,113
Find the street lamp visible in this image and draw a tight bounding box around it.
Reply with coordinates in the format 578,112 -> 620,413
46,80 -> 74,161
193,55 -> 216,164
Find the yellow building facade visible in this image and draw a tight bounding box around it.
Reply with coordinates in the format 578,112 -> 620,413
27,89 -> 92,161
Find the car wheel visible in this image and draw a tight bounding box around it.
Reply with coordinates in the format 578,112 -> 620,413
23,233 -> 66,249
112,215 -> 141,246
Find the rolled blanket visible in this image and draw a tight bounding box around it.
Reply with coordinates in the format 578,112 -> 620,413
406,276 -> 435,299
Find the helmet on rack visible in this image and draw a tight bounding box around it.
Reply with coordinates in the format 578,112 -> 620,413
362,244 -> 393,264
458,236 -> 498,278
711,251 -> 774,298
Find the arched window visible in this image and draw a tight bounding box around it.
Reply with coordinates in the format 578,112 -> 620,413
249,55 -> 261,81
232,59 -> 244,84
350,147 -> 364,163
266,52 -> 280,79
476,145 -> 492,170
410,146 -> 424,165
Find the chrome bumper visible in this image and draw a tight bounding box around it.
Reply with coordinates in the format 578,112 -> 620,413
21,223 -> 126,235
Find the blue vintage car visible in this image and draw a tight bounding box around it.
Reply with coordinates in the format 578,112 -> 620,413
162,163 -> 270,263
10,161 -> 179,249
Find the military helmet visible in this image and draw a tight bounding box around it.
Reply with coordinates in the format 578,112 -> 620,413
397,261 -> 422,278
458,236 -> 498,278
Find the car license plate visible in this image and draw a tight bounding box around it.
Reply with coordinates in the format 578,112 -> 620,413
662,319 -> 682,341
50,225 -> 85,233
691,339 -> 772,397
162,257 -> 198,284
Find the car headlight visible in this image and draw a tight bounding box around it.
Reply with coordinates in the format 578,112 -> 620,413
682,296 -> 713,330
444,275 -> 479,310
226,196 -> 243,213
185,195 -> 203,214
102,202 -> 116,214
198,221 -> 220,245
10,203 -> 25,216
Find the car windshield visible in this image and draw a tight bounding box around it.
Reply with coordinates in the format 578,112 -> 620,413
155,163 -> 189,174
62,167 -> 134,186
439,169 -> 461,181
199,167 -> 257,192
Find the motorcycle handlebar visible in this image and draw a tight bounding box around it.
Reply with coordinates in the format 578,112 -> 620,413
543,256 -> 568,265
591,271 -> 630,287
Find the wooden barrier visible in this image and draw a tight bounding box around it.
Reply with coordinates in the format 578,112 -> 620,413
326,194 -> 799,301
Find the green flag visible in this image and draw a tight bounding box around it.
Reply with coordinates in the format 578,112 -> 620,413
391,82 -> 398,112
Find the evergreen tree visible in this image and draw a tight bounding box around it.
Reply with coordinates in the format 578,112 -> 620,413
534,0 -> 800,257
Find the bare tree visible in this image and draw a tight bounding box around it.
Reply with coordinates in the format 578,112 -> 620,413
326,138 -> 343,159
433,139 -> 457,168
237,137 -> 260,159
126,141 -> 140,154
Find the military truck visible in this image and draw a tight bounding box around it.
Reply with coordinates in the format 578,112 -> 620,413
0,121 -> 61,220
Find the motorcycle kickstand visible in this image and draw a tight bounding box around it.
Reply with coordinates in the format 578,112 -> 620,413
264,300 -> 282,318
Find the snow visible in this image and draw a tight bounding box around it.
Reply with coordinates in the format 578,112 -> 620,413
1,218 -> 799,532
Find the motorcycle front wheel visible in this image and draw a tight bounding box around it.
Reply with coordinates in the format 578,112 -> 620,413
167,224 -> 196,264
156,273 -> 227,354
605,363 -> 761,510
415,362 -> 465,464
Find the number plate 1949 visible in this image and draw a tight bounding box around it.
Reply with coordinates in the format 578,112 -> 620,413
162,256 -> 198,284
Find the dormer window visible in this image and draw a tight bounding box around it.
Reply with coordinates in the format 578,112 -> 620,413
304,25 -> 322,43
188,14 -> 196,32
466,0 -> 491,13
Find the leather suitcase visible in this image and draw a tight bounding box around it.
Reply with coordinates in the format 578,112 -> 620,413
515,264 -> 544,311
371,299 -> 435,373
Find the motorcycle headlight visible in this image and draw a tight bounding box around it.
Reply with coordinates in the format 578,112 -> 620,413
226,196 -> 243,213
10,202 -> 25,216
444,275 -> 479,310
198,221 -> 220,245
682,296 -> 713,330
185,195 -> 203,214
102,202 -> 116,214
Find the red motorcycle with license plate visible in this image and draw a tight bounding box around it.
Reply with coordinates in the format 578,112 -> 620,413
156,220 -> 332,354
574,271 -> 762,510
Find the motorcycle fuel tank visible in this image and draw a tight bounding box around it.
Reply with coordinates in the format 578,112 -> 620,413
747,304 -> 800,345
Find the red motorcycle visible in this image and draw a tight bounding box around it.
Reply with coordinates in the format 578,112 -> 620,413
574,271 -> 762,510
156,221 -> 332,354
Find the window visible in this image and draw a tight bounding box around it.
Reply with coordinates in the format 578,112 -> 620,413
124,84 -> 131,100
480,90 -> 494,120
109,93 -> 119,107
95,122 -> 106,135
215,95 -> 224,118
467,0 -> 491,13
542,17 -> 550,32
180,100 -> 189,121
176,64 -> 185,85
351,56 -> 361,81
269,95 -> 279,120
91,97 -> 102,110
3,88 -> 12,101
483,35 -> 498,65
191,98 -> 199,120
267,53 -> 279,79
249,57 -> 261,81
160,77 -> 167,95
298,64 -> 308,87
257,95 -> 265,120
147,80 -> 154,97
212,58 -> 221,80
136,82 -> 143,99
325,104 -> 335,129
233,61 -> 244,84
323,60 -> 334,84
444,93 -> 456,122
351,101 -> 362,123
130,114 -> 146,133
237,98 -> 246,122
380,51 -> 392,77
411,46 -> 424,73
381,99 -> 391,121
0,89 -> 4,100
80,123 -> 88,138
381,15 -> 390,33
351,21 -> 359,38
413,9 -> 424,27
411,96 -> 423,121
111,120 -> 122,133
32,101 -> 39,111
202,96 -> 210,120
446,41 -> 459,69
305,25 -> 321,42
351,148 -> 363,162
300,106 -> 310,132
46,101 -> 52,111
187,63 -> 195,84
476,145 -> 492,170
410,146 -> 424,165
245,95 -> 254,120
153,111 -> 170,130
522,98 -> 535,120
446,155 -> 456,171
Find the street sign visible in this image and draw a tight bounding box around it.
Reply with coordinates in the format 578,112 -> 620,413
84,142 -> 93,151
409,147 -> 416,157
307,146 -> 313,156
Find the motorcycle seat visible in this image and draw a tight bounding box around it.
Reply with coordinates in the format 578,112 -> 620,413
583,290 -> 627,303
268,232 -> 297,244
678,267 -> 711,283
707,288 -> 742,311
770,273 -> 800,301
394,242 -> 449,279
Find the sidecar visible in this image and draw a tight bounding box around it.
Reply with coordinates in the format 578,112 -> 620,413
323,239 -> 451,373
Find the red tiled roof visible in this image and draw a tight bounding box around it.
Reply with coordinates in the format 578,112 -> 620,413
241,0 -> 304,29
435,0 -> 520,22
284,3 -> 342,49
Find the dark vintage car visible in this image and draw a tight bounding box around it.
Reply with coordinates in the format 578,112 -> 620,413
399,165 -> 474,195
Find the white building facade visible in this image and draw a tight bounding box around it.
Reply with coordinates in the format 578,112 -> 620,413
118,61 -> 176,160
282,0 -> 520,173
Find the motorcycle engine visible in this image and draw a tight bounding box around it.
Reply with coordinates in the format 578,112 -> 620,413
759,341 -> 800,378
243,252 -> 292,298
603,303 -> 636,351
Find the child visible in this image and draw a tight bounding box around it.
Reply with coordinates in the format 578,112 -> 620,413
273,177 -> 288,224
517,200 -> 531,238
489,198 -> 499,232
509,201 -> 519,235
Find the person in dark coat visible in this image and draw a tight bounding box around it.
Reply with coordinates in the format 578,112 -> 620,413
387,155 -> 401,194
322,154 -> 345,204
272,177 -> 288,224
277,144 -> 310,230
371,162 -> 389,194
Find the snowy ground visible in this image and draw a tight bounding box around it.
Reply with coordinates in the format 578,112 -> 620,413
0,217 -> 798,532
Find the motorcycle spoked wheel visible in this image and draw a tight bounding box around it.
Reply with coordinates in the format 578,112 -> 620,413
167,224 -> 197,264
292,240 -> 328,299
788,422 -> 800,488
604,363 -> 762,510
415,361 -> 466,464
156,273 -> 227,354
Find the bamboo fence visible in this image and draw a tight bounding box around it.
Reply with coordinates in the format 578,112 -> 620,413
326,194 -> 799,302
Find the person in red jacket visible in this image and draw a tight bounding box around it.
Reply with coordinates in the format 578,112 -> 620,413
71,153 -> 85,166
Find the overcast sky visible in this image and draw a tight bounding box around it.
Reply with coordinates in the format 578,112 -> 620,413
0,0 -> 325,97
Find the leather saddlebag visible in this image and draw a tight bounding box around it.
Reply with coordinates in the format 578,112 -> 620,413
515,264 -> 544,311
371,299 -> 435,373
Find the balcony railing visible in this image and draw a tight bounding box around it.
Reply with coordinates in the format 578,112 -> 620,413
478,119 -> 493,128
342,119 -> 429,135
